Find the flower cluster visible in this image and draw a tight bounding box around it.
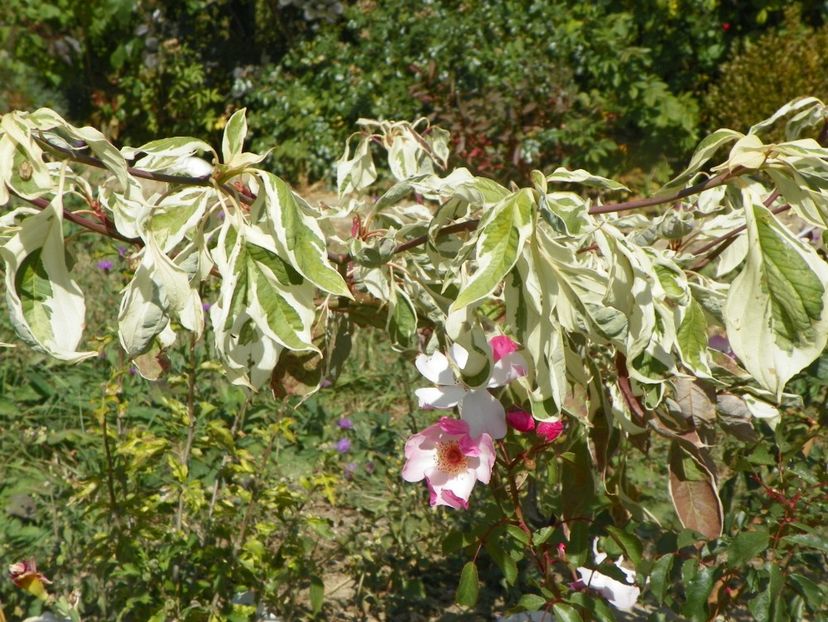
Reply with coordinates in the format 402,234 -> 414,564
403,335 -> 542,509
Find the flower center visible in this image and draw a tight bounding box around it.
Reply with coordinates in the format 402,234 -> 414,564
436,440 -> 468,475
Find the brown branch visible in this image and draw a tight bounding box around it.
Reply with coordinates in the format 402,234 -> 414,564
588,169 -> 740,215
689,191 -> 787,272
393,218 -> 479,255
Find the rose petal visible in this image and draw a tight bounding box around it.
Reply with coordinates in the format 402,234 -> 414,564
460,389 -> 507,439
415,351 -> 456,385
489,335 -> 518,362
415,385 -> 465,409
489,351 -> 529,387
506,408 -> 535,432
438,417 -> 470,436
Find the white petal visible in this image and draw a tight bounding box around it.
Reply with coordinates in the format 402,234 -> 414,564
460,389 -> 507,439
576,567 -> 640,612
450,342 -> 470,369
415,351 -> 456,385
428,469 -> 476,503
488,352 -> 529,387
415,386 -> 465,409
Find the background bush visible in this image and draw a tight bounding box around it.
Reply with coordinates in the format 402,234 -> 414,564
705,7 -> 828,133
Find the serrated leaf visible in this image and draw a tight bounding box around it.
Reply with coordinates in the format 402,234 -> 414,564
553,603 -> 583,622
649,553 -> 674,604
727,528 -> 770,567
605,526 -> 642,567
667,442 -> 723,539
455,561 -> 479,607
517,593 -> 547,611
724,202 -> 828,399
451,188 -> 534,311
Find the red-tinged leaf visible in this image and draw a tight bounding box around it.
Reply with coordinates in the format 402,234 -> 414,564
668,442 -> 723,539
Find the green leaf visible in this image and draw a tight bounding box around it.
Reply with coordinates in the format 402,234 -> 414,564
309,575 -> 324,614
727,528 -> 770,567
505,524 -> 530,546
517,593 -> 547,611
553,603 -> 583,622
725,201 -> 828,399
789,573 -> 824,610
257,172 -> 352,298
387,285 -> 417,350
682,564 -> 714,622
450,188 -> 535,311
606,526 -> 642,567
677,296 -> 711,376
649,553 -> 674,604
455,561 -> 479,607
781,532 -> 828,554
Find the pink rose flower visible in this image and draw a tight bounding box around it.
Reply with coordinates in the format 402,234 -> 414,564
489,335 -> 519,361
537,420 -> 564,442
402,417 -> 496,509
506,408 -> 535,432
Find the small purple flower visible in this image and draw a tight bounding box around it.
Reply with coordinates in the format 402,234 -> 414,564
117,246 -> 128,258
344,462 -> 358,479
335,438 -> 351,453
708,334 -> 735,358
202,302 -> 212,312
97,259 -> 114,272
364,461 -> 375,475
337,417 -> 354,430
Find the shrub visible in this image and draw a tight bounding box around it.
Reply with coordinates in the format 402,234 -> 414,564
705,8 -> 828,133
245,0 -> 720,186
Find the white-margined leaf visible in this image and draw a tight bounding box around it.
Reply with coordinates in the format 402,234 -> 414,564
118,260 -> 169,358
337,136 -> 377,196
660,129 -> 742,194
0,189 -> 95,361
547,166 -> 629,191
725,201 -> 828,399
29,108 -> 130,189
146,187 -> 211,253
256,172 -> 352,298
677,295 -> 711,377
450,188 -> 535,312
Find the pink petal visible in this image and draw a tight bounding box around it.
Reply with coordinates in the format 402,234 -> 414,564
428,470 -> 476,508
473,434 -> 496,484
415,385 -> 465,409
537,420 -> 564,441
489,335 -> 519,362
438,417 -> 470,436
506,408 -> 535,432
460,389 -> 507,439
415,351 -> 455,385
439,488 -> 470,510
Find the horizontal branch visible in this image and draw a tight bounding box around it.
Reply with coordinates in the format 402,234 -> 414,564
588,169 -> 741,215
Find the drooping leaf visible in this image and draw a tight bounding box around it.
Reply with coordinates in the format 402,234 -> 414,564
455,561 -> 479,607
724,201 -> 828,399
0,193 -> 95,362
667,442 -> 723,539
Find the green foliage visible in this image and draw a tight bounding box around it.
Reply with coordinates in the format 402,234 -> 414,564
705,8 -> 828,133
246,0 -> 726,185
